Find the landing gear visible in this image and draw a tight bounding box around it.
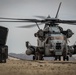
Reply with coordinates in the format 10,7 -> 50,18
63,56 -> 65,61
33,54 -> 43,60
33,55 -> 38,60
54,56 -> 57,60
59,56 -> 61,61
33,56 -> 35,60
63,56 -> 69,61
66,56 -> 69,61
54,55 -> 61,61
69,52 -> 72,57
33,48 -> 44,60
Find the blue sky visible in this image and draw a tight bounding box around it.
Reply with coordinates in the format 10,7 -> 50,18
0,0 -> 76,53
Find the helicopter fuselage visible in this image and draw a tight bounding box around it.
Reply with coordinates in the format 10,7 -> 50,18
26,24 -> 74,60
37,25 -> 68,56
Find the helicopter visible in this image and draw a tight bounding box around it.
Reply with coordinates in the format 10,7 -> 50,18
0,2 -> 76,61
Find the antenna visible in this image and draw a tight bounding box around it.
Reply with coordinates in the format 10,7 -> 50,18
55,2 -> 62,18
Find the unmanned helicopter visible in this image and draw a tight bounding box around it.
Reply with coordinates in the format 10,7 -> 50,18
0,2 -> 76,61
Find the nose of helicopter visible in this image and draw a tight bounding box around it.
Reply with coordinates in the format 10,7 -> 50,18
51,39 -> 65,50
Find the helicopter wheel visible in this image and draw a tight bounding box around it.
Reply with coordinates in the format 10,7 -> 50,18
63,56 -> 65,61
33,55 -> 38,60
35,55 -> 38,60
54,56 -> 57,61
66,56 -> 69,61
33,56 -> 35,60
39,55 -> 43,60
69,52 -> 72,57
63,56 -> 69,61
59,56 -> 61,61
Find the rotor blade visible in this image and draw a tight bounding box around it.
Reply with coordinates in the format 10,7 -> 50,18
0,17 -> 38,20
0,21 -> 32,22
62,23 -> 76,25
0,17 -> 42,22
17,25 -> 37,28
55,2 -> 62,18
0,17 -> 25,20
0,21 -> 26,22
34,16 -> 47,19
17,23 -> 43,28
0,19 -> 42,23
59,20 -> 76,24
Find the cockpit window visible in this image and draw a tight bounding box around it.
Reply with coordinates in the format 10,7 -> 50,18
49,26 -> 60,33
49,35 -> 64,40
46,35 -> 64,44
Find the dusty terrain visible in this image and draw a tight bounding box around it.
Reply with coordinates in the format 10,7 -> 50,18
0,59 -> 76,75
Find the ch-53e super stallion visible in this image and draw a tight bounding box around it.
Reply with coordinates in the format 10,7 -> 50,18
0,2 -> 76,61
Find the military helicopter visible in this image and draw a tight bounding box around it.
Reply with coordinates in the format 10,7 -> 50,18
0,2 -> 76,61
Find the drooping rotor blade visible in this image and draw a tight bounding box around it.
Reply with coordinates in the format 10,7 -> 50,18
0,17 -> 43,22
0,17 -> 40,21
55,2 -> 62,18
0,19 -> 42,23
0,21 -> 27,22
0,17 -> 76,26
62,23 -> 76,25
59,20 -> 76,24
17,25 -> 37,28
34,16 -> 47,19
17,23 -> 43,28
0,17 -> 25,20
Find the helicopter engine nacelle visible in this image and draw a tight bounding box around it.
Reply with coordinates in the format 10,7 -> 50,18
66,29 -> 74,38
26,46 -> 35,55
34,29 -> 45,41
62,29 -> 74,38
34,29 -> 44,37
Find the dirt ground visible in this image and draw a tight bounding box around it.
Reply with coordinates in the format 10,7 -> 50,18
0,60 -> 76,75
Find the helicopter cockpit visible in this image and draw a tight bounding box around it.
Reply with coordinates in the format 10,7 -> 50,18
49,26 -> 60,33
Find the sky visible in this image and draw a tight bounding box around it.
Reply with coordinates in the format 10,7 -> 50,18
0,0 -> 76,53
